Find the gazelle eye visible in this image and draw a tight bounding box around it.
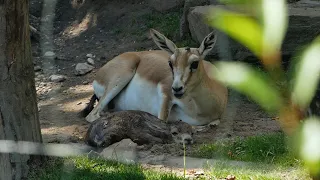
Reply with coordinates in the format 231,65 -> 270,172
168,61 -> 173,70
190,61 -> 199,70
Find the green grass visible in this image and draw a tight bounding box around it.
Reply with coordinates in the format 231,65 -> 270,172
28,156 -> 185,180
193,132 -> 302,167
142,9 -> 198,47
127,9 -> 198,49
205,161 -> 310,180
143,10 -> 182,40
29,133 -> 310,179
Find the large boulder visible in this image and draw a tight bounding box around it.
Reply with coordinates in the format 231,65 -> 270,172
179,0 -> 211,39
187,3 -> 320,61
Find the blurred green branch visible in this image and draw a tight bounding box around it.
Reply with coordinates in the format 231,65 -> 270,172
206,0 -> 320,178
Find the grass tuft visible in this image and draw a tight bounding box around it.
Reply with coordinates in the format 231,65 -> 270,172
28,156 -> 185,180
193,132 -> 302,167
205,161 -> 310,180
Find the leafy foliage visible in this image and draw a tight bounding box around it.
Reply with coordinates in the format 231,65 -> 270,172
206,0 -> 320,177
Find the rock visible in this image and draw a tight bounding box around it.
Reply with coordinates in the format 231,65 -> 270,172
100,139 -> 138,164
87,150 -> 101,159
187,4 -> 320,60
34,65 -> 42,72
75,63 -> 94,75
147,0 -> 185,12
44,51 -> 55,58
86,53 -> 94,58
87,58 -> 95,65
179,0 -> 210,39
49,74 -> 66,82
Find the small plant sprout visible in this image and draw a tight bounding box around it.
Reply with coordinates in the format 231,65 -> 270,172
205,0 -> 320,178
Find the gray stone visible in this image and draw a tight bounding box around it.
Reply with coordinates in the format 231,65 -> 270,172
87,58 -> 95,65
100,139 -> 138,164
86,53 -> 94,58
75,63 -> 94,75
187,5 -> 320,60
49,74 -> 66,82
147,0 -> 185,12
87,150 -> 101,159
179,0 -> 211,39
44,51 -> 55,57
34,66 -> 42,72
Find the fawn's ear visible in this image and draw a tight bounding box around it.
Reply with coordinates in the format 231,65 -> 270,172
150,28 -> 177,54
198,31 -> 217,58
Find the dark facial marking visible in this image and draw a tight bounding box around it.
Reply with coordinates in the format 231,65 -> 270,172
168,61 -> 173,70
168,61 -> 174,78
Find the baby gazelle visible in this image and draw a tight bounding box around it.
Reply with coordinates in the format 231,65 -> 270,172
85,110 -> 194,147
81,29 -> 228,126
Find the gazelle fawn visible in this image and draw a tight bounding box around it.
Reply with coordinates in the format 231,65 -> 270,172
81,29 -> 228,126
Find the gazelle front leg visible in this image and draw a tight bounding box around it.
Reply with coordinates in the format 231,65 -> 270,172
158,95 -> 172,123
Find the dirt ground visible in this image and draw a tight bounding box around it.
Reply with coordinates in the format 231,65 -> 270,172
30,0 -> 282,156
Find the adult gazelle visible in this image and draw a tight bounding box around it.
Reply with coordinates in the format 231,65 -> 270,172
81,29 -> 228,126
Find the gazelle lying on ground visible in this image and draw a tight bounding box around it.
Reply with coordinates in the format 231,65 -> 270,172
85,110 -> 194,147
81,29 -> 228,126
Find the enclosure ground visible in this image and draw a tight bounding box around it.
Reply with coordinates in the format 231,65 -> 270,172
30,0 -> 289,177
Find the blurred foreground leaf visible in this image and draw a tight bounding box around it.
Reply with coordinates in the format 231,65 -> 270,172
206,8 -> 263,58
261,0 -> 288,57
213,62 -> 284,113
291,37 -> 320,109
293,117 -> 320,176
219,0 -> 260,4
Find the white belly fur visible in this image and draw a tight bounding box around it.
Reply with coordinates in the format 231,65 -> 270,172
106,74 -> 162,116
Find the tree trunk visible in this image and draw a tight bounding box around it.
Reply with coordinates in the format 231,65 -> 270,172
0,0 -> 43,179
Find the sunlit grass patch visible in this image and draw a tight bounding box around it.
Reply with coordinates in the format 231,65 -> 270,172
28,156 -> 185,180
193,132 -> 302,167
205,161 -> 310,180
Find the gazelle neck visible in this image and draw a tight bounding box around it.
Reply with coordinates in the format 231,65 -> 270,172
190,59 -> 212,95
188,59 -> 227,115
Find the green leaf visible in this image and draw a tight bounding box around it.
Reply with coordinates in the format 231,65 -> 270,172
213,61 -> 284,113
294,117 -> 320,176
206,8 -> 263,58
261,0 -> 288,55
291,37 -> 320,109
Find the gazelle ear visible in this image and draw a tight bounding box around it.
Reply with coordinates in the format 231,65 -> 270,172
150,28 -> 177,54
198,31 -> 217,58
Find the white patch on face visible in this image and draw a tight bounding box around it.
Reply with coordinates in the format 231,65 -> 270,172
172,67 -> 185,96
170,54 -> 176,61
188,54 -> 199,63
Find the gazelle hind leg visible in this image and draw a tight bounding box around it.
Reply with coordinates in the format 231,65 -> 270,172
85,54 -> 141,123
85,72 -> 135,123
